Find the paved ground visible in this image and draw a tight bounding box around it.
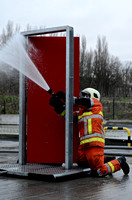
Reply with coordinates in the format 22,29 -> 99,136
0,156 -> 131,200
0,118 -> 132,200
0,141 -> 132,200
0,166 -> 131,200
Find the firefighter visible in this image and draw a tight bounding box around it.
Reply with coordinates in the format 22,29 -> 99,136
49,88 -> 130,176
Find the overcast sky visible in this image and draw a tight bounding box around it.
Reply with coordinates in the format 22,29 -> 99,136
1,0 -> 132,62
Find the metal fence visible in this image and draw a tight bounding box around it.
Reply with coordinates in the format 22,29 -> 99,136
102,98 -> 132,120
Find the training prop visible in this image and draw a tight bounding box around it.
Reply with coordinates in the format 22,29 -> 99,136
27,36 -> 80,163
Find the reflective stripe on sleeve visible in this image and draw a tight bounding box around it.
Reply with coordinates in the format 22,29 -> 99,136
60,110 -> 65,117
78,112 -> 93,120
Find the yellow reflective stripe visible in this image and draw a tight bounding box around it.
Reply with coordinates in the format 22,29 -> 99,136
60,110 -> 65,117
78,111 -> 103,120
80,137 -> 105,145
104,128 -> 106,136
99,111 -> 103,116
80,133 -> 105,141
108,162 -> 115,173
78,112 -> 93,120
88,119 -> 92,134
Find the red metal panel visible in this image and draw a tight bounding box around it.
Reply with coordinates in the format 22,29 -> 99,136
27,36 -> 79,163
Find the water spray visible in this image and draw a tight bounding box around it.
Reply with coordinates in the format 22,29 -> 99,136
0,33 -> 51,93
0,33 -> 65,102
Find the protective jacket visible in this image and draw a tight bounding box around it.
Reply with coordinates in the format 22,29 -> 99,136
74,98 -> 105,148
49,91 -> 129,176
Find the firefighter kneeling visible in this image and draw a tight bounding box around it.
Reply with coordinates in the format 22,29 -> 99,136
49,88 -> 130,176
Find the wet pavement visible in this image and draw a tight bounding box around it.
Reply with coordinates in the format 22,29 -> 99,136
0,120 -> 132,199
0,157 -> 131,200
0,168 -> 131,200
0,141 -> 132,200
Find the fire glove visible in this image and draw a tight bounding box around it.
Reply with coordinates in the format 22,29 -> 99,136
49,91 -> 65,114
75,97 -> 91,108
55,91 -> 65,102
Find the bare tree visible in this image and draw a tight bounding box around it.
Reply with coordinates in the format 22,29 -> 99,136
93,36 -> 109,94
0,20 -> 20,47
79,35 -> 132,97
121,62 -> 132,97
80,35 -> 87,77
80,35 -> 94,90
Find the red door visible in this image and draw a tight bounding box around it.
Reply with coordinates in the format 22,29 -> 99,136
27,36 -> 79,163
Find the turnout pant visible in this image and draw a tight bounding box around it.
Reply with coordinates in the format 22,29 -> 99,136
77,144 -> 121,176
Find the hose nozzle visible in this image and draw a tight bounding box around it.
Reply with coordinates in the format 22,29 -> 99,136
47,88 -> 55,97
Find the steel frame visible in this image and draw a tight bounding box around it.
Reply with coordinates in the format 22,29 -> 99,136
20,26 -> 74,169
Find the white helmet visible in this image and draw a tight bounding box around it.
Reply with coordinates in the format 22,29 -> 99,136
81,88 -> 100,101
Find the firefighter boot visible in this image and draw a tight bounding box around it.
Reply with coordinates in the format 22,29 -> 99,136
117,156 -> 130,175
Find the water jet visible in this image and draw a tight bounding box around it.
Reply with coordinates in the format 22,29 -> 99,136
0,33 -> 50,92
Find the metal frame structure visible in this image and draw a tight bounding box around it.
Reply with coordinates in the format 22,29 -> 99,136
19,26 -> 74,169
